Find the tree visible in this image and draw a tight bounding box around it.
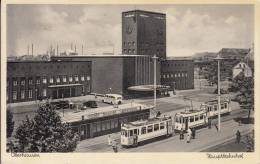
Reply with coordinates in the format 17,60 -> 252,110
230,72 -> 254,122
14,103 -> 79,152
204,61 -> 218,86
7,109 -> 15,138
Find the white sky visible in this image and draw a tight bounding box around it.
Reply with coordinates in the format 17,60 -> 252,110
7,4 -> 254,57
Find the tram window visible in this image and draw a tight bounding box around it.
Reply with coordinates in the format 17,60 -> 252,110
214,105 -> 218,111
195,115 -> 199,121
134,129 -> 138,135
141,127 -> 146,134
147,125 -> 153,133
224,103 -> 227,109
208,106 -> 212,112
125,131 -> 128,137
175,116 -> 179,122
160,123 -> 165,129
154,124 -> 159,131
96,122 -> 101,132
130,130 -> 133,136
221,104 -> 225,109
190,116 -> 194,123
200,115 -> 203,120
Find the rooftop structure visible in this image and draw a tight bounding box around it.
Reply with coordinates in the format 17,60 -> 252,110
59,103 -> 153,123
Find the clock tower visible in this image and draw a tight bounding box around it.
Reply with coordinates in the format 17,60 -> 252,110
122,10 -> 166,59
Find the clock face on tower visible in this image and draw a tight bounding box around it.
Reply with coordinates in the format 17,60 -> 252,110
126,25 -> 133,34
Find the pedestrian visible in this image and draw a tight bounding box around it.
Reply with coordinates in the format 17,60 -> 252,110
187,128 -> 192,143
112,141 -> 118,153
108,135 -> 112,146
180,128 -> 184,140
192,128 -> 196,139
208,118 -> 212,129
236,130 -> 241,144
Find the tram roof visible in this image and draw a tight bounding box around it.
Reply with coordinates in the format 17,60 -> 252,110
202,98 -> 230,105
122,116 -> 172,128
59,103 -> 153,123
176,109 -> 206,117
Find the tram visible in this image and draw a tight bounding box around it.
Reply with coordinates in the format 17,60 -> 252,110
121,115 -> 173,147
174,109 -> 208,132
200,98 -> 231,118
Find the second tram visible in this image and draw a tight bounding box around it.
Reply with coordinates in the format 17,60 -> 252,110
200,98 -> 231,118
174,109 -> 208,132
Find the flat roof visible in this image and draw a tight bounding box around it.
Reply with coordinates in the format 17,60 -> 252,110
122,10 -> 166,16
59,102 -> 152,123
51,54 -> 150,58
166,57 -> 193,61
122,115 -> 171,129
48,83 -> 82,88
128,85 -> 170,92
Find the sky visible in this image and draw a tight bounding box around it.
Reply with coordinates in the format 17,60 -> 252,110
7,4 -> 254,57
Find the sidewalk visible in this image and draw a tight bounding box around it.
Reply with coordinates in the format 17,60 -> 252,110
76,119 -> 253,152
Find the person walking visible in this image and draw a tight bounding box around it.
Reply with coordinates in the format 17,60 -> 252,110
236,130 -> 241,144
187,128 -> 192,143
180,128 -> 184,140
108,135 -> 112,146
208,118 -> 212,129
192,128 -> 196,139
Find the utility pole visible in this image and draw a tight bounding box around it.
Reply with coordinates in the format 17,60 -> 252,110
152,55 -> 158,112
214,53 -> 223,132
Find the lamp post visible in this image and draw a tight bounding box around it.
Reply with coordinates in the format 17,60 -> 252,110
152,55 -> 158,111
214,53 -> 223,132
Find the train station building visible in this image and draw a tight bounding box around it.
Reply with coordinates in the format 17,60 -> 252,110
7,61 -> 92,103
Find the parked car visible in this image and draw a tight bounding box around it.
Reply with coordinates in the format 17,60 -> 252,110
59,100 -> 69,109
81,101 -> 98,110
50,101 -> 61,110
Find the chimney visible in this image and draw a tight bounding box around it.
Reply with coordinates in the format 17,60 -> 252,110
57,45 -> 59,56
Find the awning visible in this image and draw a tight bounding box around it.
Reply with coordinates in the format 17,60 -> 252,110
48,83 -> 83,88
128,85 -> 170,92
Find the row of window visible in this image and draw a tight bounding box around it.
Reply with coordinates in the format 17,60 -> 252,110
163,63 -> 191,67
123,49 -> 136,54
123,41 -> 136,46
8,75 -> 90,87
161,72 -> 188,79
175,114 -> 205,123
9,64 -> 90,71
8,88 -> 46,101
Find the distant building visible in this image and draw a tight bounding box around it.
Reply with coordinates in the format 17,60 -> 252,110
218,48 -> 250,80
161,57 -> 194,90
232,62 -> 252,78
7,61 -> 91,103
122,10 -> 166,59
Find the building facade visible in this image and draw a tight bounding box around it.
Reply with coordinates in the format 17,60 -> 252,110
51,55 -> 160,97
7,61 -> 91,103
161,58 -> 194,90
122,10 -> 166,59
232,62 -> 253,78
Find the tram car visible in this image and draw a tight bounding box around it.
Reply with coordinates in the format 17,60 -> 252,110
200,98 -> 231,118
121,115 -> 173,147
174,109 -> 208,132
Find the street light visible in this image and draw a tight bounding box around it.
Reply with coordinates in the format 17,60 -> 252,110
214,53 -> 223,132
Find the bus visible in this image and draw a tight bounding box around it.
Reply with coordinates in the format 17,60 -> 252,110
102,94 -> 123,105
